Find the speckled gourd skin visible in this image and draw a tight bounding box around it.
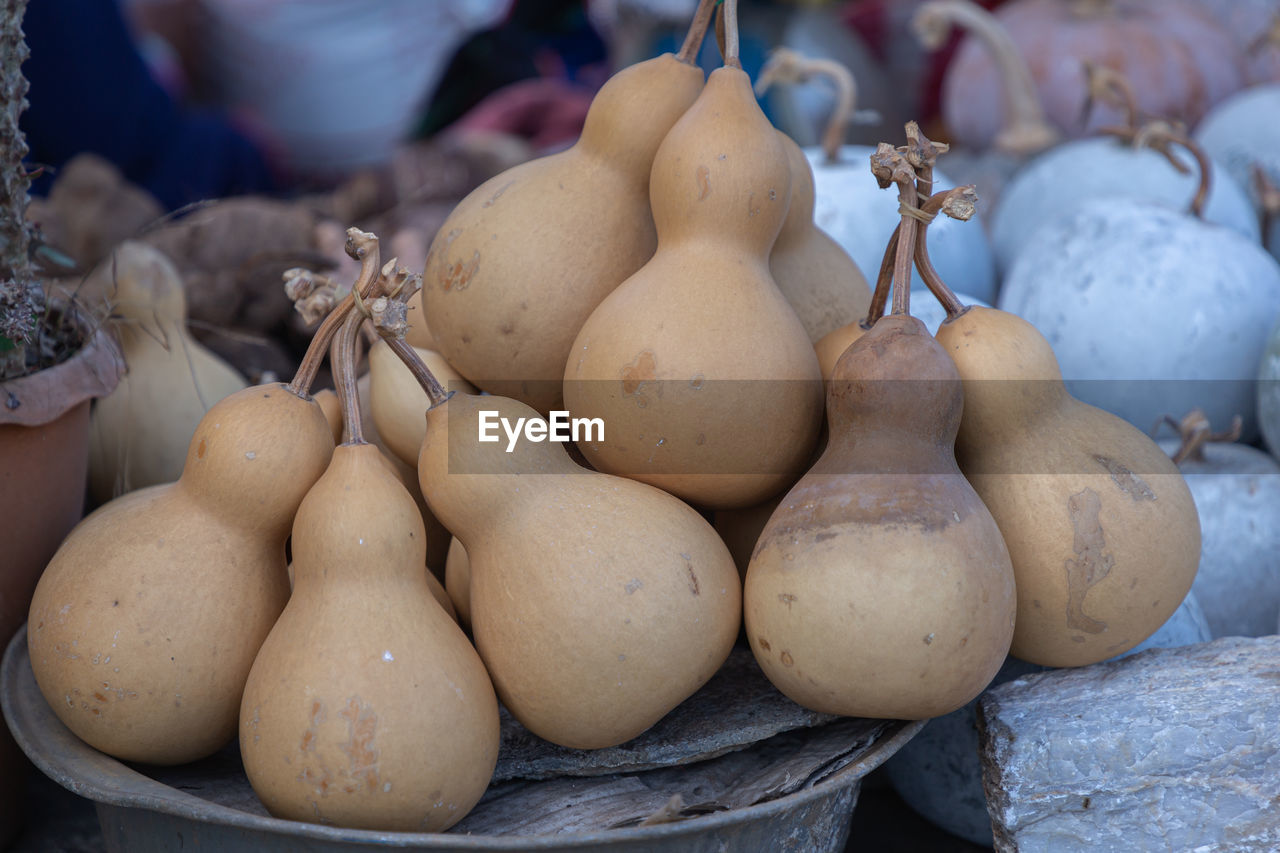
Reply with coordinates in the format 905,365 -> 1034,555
997,199 -> 1280,440
745,315 -> 1016,719
936,306 -> 1201,666
418,392 -> 740,749
28,384 -> 333,764
421,54 -> 704,414
564,66 -> 823,510
240,444 -> 498,832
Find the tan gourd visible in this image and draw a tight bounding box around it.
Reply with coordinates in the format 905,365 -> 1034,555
240,305 -> 495,832
768,131 -> 872,343
745,148 -> 1016,717
421,2 -> 714,413
25,232 -> 389,765
88,242 -> 248,503
915,185 -> 1202,666
563,2 -> 824,509
371,308 -> 740,749
368,338 -> 475,469
302,385 -> 454,613
444,536 -> 471,630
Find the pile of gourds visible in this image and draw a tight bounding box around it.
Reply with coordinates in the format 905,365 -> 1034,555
24,0 -> 1280,836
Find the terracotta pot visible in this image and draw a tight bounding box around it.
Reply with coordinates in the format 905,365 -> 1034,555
0,316 -> 123,845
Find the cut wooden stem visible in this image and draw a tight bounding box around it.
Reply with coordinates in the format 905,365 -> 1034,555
288,228 -> 380,397
676,0 -> 718,65
911,0 -> 1059,155
905,121 -> 949,200
722,0 -> 741,69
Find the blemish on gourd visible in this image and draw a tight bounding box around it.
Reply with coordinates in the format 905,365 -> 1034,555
758,637 -> 772,652
196,440 -> 206,459
245,452 -> 256,460
695,165 -> 712,200
778,593 -> 797,608
1093,455 -> 1156,501
747,192 -> 760,217
436,230 -> 480,292
681,553 -> 699,596
780,651 -> 795,667
481,181 -> 515,208
338,696 -> 381,793
1064,487 -> 1112,634
624,578 -> 643,595
620,350 -> 658,407
923,633 -> 935,645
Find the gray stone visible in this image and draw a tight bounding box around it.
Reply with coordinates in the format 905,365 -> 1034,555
978,636 -> 1280,852
884,592 -> 1209,845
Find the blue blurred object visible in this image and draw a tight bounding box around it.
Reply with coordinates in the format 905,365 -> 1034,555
21,0 -> 275,210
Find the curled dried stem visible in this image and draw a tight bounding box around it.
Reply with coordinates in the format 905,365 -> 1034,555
1154,408 -> 1243,464
1100,121 -> 1211,218
911,0 -> 1059,155
1080,61 -> 1140,131
287,228 -> 380,397
915,186 -> 978,320
370,274 -> 448,408
756,47 -> 860,165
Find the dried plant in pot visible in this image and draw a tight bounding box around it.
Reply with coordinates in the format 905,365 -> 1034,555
0,2 -> 124,844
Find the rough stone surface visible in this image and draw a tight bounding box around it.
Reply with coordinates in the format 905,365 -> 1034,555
884,592 -> 1209,846
978,635 -> 1280,852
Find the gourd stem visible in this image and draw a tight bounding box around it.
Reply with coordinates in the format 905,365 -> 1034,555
370,279 -> 450,408
1256,166 -> 1280,255
914,187 -> 977,320
1103,122 -> 1212,219
1081,62 -> 1139,131
1156,408 -> 1242,465
863,185 -> 970,326
870,142 -> 921,317
754,50 -> 859,166
332,309 -> 367,446
911,0 -> 1058,155
863,225 -> 899,328
382,336 -> 450,409
676,0 -> 717,65
905,121 -> 948,200
723,0 -> 741,69
288,229 -> 380,397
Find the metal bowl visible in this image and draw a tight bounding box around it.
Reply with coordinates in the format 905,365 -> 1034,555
3,626 -> 922,852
